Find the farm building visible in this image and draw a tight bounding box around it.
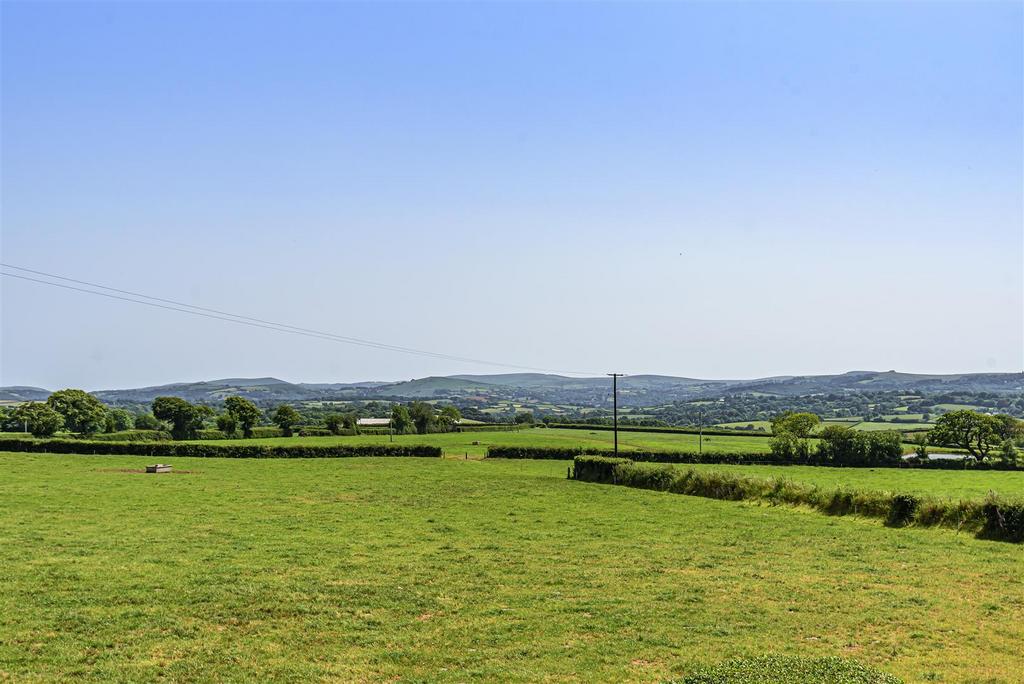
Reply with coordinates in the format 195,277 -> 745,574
356,418 -> 391,427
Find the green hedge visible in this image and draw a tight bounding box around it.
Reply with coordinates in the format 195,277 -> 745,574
545,422 -> 772,438
455,424 -> 525,432
677,655 -> 901,683
0,438 -> 441,459
571,456 -> 1024,543
83,430 -> 172,442
489,446 -> 1021,470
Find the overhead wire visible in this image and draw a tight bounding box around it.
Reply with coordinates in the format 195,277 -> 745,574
0,265 -> 602,376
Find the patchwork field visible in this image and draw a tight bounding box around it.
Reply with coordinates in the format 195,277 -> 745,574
1,453 -> 1021,682
185,427 -> 778,457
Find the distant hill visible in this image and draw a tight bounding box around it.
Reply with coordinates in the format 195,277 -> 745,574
0,386 -> 51,403
3,370 -> 1020,407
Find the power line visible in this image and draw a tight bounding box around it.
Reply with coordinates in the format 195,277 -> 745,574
0,265 -> 602,376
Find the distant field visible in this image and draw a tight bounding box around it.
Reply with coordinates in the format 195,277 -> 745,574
713,420 -> 772,431
1,454 -> 1020,682
934,403 -> 986,412
184,427 -> 779,457
853,421 -> 933,432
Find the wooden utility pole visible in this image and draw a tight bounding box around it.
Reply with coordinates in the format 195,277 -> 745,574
608,374 -> 624,455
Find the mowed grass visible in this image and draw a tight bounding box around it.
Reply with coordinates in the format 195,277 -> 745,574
2,454 -> 1023,683
188,427 -> 777,457
676,463 -> 1024,499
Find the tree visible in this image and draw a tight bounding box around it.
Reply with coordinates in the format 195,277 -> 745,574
46,389 -> 107,435
325,413 -> 345,435
216,413 -> 238,437
15,402 -> 64,437
0,406 -> 20,432
514,411 -> 535,424
815,424 -> 863,465
152,396 -> 205,440
272,405 -> 301,437
106,408 -> 135,433
929,410 -> 999,459
391,404 -> 412,434
771,411 -> 820,438
998,439 -> 1018,466
991,414 -> 1024,441
769,431 -> 811,462
408,402 -> 435,435
224,396 -> 262,438
134,413 -> 162,431
437,405 -> 461,432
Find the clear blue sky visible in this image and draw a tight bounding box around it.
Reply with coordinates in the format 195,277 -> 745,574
2,1 -> 1021,389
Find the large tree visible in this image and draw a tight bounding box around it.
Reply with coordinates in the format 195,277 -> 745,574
15,402 -> 64,437
105,408 -> 135,433
224,396 -> 262,438
272,405 -> 301,437
408,402 -> 435,435
928,409 -> 1000,459
437,405 -> 461,432
770,411 -> 820,438
152,396 -> 205,440
391,404 -> 412,434
46,389 -> 107,435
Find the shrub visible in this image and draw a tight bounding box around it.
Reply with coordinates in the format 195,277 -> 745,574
571,455 -> 632,483
0,438 -> 441,459
678,655 -> 902,683
980,498 -> 1024,543
886,494 -> 920,527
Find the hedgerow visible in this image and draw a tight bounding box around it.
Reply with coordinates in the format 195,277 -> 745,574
545,422 -> 772,438
571,456 -> 1023,542
488,446 -> 1021,469
0,438 -> 441,459
84,430 -> 172,442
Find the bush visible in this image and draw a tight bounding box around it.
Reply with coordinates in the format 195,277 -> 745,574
980,498 -> 1024,543
571,456 -> 632,483
678,655 -> 902,683
0,438 -> 441,459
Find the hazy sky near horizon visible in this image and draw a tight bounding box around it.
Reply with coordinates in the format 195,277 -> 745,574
2,1 -> 1022,390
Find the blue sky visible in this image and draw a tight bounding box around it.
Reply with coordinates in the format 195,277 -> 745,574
2,1 -> 1021,389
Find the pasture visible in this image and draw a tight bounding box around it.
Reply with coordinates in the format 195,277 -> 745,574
186,427 -> 778,457
1,453 -> 1022,683
679,463 -> 1024,499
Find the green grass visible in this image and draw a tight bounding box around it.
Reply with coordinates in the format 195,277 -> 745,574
1,453 -> 1021,682
714,421 -> 772,431
851,422 -> 933,432
669,463 -> 1024,499
184,427 -> 777,457
933,403 -> 985,412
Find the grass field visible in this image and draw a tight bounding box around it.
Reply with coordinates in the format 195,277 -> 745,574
186,427 -> 778,457
674,463 -> 1024,499
0,453 -> 1021,683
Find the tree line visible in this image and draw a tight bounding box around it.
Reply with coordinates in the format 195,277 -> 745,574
768,409 -> 1021,466
0,389 -> 465,440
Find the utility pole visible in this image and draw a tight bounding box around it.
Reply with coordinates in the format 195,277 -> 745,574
608,373 -> 624,455
699,406 -> 703,455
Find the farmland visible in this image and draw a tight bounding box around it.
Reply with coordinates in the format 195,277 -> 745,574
1,452 -> 1021,683
674,463 -> 1024,499
184,427 -> 779,457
